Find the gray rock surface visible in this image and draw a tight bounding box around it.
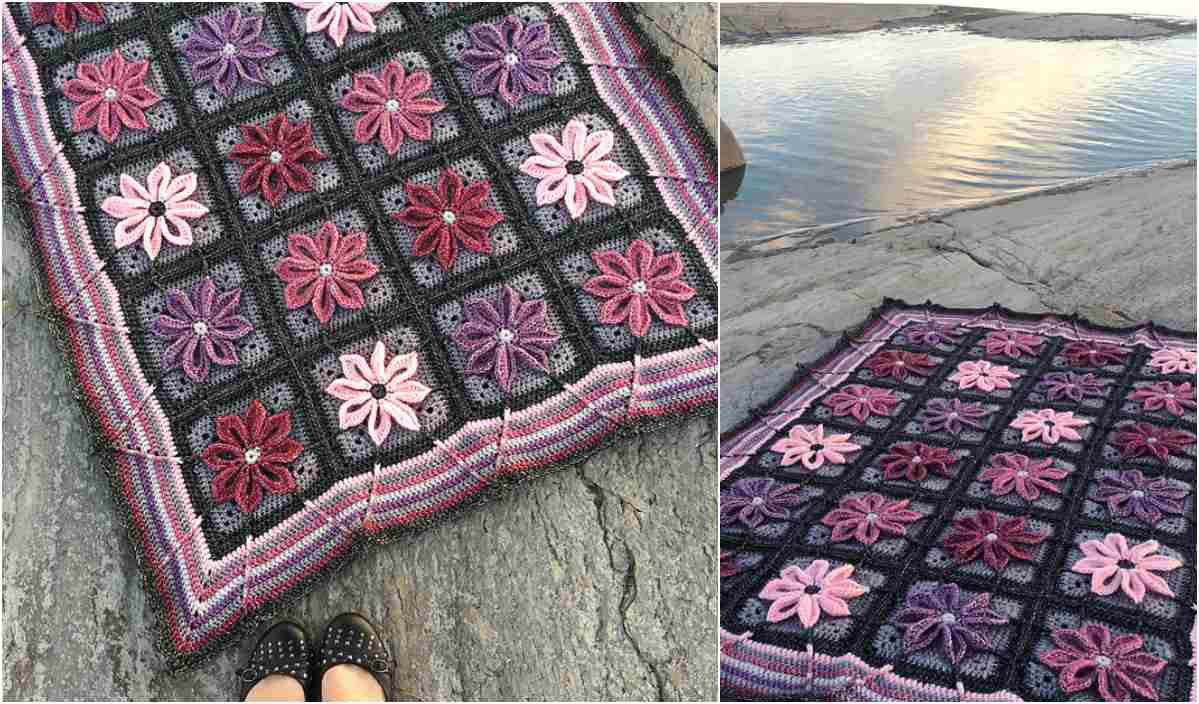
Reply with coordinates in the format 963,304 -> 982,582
965,13 -> 1192,39
721,162 -> 1198,432
2,7 -> 718,701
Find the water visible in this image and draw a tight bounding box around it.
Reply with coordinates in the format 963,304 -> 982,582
720,28 -> 1197,243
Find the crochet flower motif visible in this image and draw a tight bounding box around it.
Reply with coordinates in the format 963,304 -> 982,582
100,162 -> 209,260
878,442 -> 958,482
582,239 -> 696,338
182,8 -> 278,96
770,424 -> 861,470
293,1 -> 386,47
758,561 -> 868,628
1095,470 -> 1189,525
1148,347 -> 1197,375
63,50 -> 161,143
1010,408 -> 1088,445
1062,340 -> 1128,368
981,330 -> 1044,358
948,360 -> 1019,392
1110,422 -> 1196,461
864,350 -> 936,380
943,511 -> 1046,571
230,113 -> 327,206
903,322 -> 961,346
917,398 -> 991,435
1036,371 -> 1108,403
201,400 -> 303,513
150,278 -> 252,383
720,551 -> 744,578
1129,381 -> 1195,416
453,285 -> 560,392
325,341 -> 431,446
821,384 -> 898,422
977,453 -> 1070,502
1039,624 -> 1166,702
519,119 -> 629,219
1071,533 -> 1181,603
821,493 -> 921,545
719,477 -> 807,528
30,2 -> 104,33
893,583 -> 1008,665
272,221 -> 379,324
460,15 -> 563,107
393,169 -> 504,271
340,61 -> 445,155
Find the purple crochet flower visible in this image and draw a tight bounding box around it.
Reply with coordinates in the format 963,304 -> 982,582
1036,371 -> 1108,403
151,278 -> 252,383
720,477 -> 807,528
903,322 -> 962,346
459,15 -> 562,107
893,583 -> 1008,664
182,8 -> 277,96
916,398 -> 991,435
1095,470 -> 1189,524
453,285 -> 560,392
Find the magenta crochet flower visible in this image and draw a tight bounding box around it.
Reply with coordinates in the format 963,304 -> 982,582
917,398 -> 991,435
720,551 -> 744,578
893,583 -> 1008,664
1010,408 -> 1088,445
1095,470 -> 1189,525
272,221 -> 379,324
977,453 -> 1069,502
1071,533 -> 1181,603
582,239 -> 696,338
293,1 -> 386,47
903,322 -> 962,346
821,384 -> 897,422
63,49 -> 161,143
1039,624 -> 1166,702
981,330 -> 1044,358
1062,340 -> 1128,368
1036,371 -> 1107,403
1129,381 -> 1195,416
719,477 -> 807,528
758,561 -> 868,628
181,8 -> 278,96
878,442 -> 958,482
324,341 -> 432,446
943,511 -> 1046,571
770,424 -> 861,470
150,278 -> 252,383
460,15 -> 563,107
340,61 -> 445,155
201,400 -> 304,514
453,285 -> 560,392
229,113 -> 327,206
393,169 -> 504,271
100,162 -> 209,260
519,119 -> 629,219
30,2 -> 104,33
864,350 -> 936,380
948,360 -> 1019,392
1110,422 -> 1196,461
1148,347 -> 1197,375
820,493 -> 921,545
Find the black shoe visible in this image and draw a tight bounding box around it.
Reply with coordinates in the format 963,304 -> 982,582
316,612 -> 392,700
236,620 -> 312,701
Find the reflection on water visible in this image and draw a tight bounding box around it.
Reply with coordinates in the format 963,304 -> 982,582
719,28 -> 1197,242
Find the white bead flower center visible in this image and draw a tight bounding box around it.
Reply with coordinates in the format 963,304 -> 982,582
102,87 -> 118,101
1131,490 -> 1145,498
384,99 -> 400,113
751,497 -> 765,506
441,210 -> 456,224
912,456 -> 922,464
630,280 -> 648,294
1016,470 -> 1028,478
319,263 -> 334,277
866,512 -> 878,522
1095,655 -> 1112,668
940,612 -> 957,624
496,328 -> 515,343
503,51 -> 520,66
192,321 -> 209,336
984,532 -> 999,542
244,447 -> 262,464
269,150 -> 283,164
222,42 -> 239,57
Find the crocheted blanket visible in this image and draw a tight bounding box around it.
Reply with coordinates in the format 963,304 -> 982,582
720,301 -> 1195,702
2,2 -> 716,669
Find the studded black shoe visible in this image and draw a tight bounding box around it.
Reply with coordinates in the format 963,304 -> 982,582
316,612 -> 392,700
235,620 -> 312,701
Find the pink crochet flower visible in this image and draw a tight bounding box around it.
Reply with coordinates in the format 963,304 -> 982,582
821,384 -> 897,422
770,424 -> 861,470
582,239 -> 696,338
1071,533 -> 1181,603
1039,624 -> 1166,702
1148,347 -> 1196,375
63,49 -> 161,143
293,1 -> 386,47
1010,408 -> 1088,445
948,360 -> 1019,392
758,561 -> 868,628
977,453 -> 1070,502
821,493 -> 921,545
325,341 -> 432,446
519,119 -> 629,219
981,330 -> 1044,358
340,61 -> 444,155
100,162 -> 208,260
1129,381 -> 1196,416
272,221 -> 379,324
30,2 -> 104,33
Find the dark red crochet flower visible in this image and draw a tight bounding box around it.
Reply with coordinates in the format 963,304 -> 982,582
1039,624 -> 1166,701
821,384 -> 897,422
30,2 -> 104,33
273,221 -> 379,324
1061,340 -> 1128,368
878,441 -> 958,482
943,510 -> 1046,571
393,169 -> 504,271
1110,422 -> 1196,461
201,400 -> 304,513
230,113 -> 327,206
864,350 -> 936,380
